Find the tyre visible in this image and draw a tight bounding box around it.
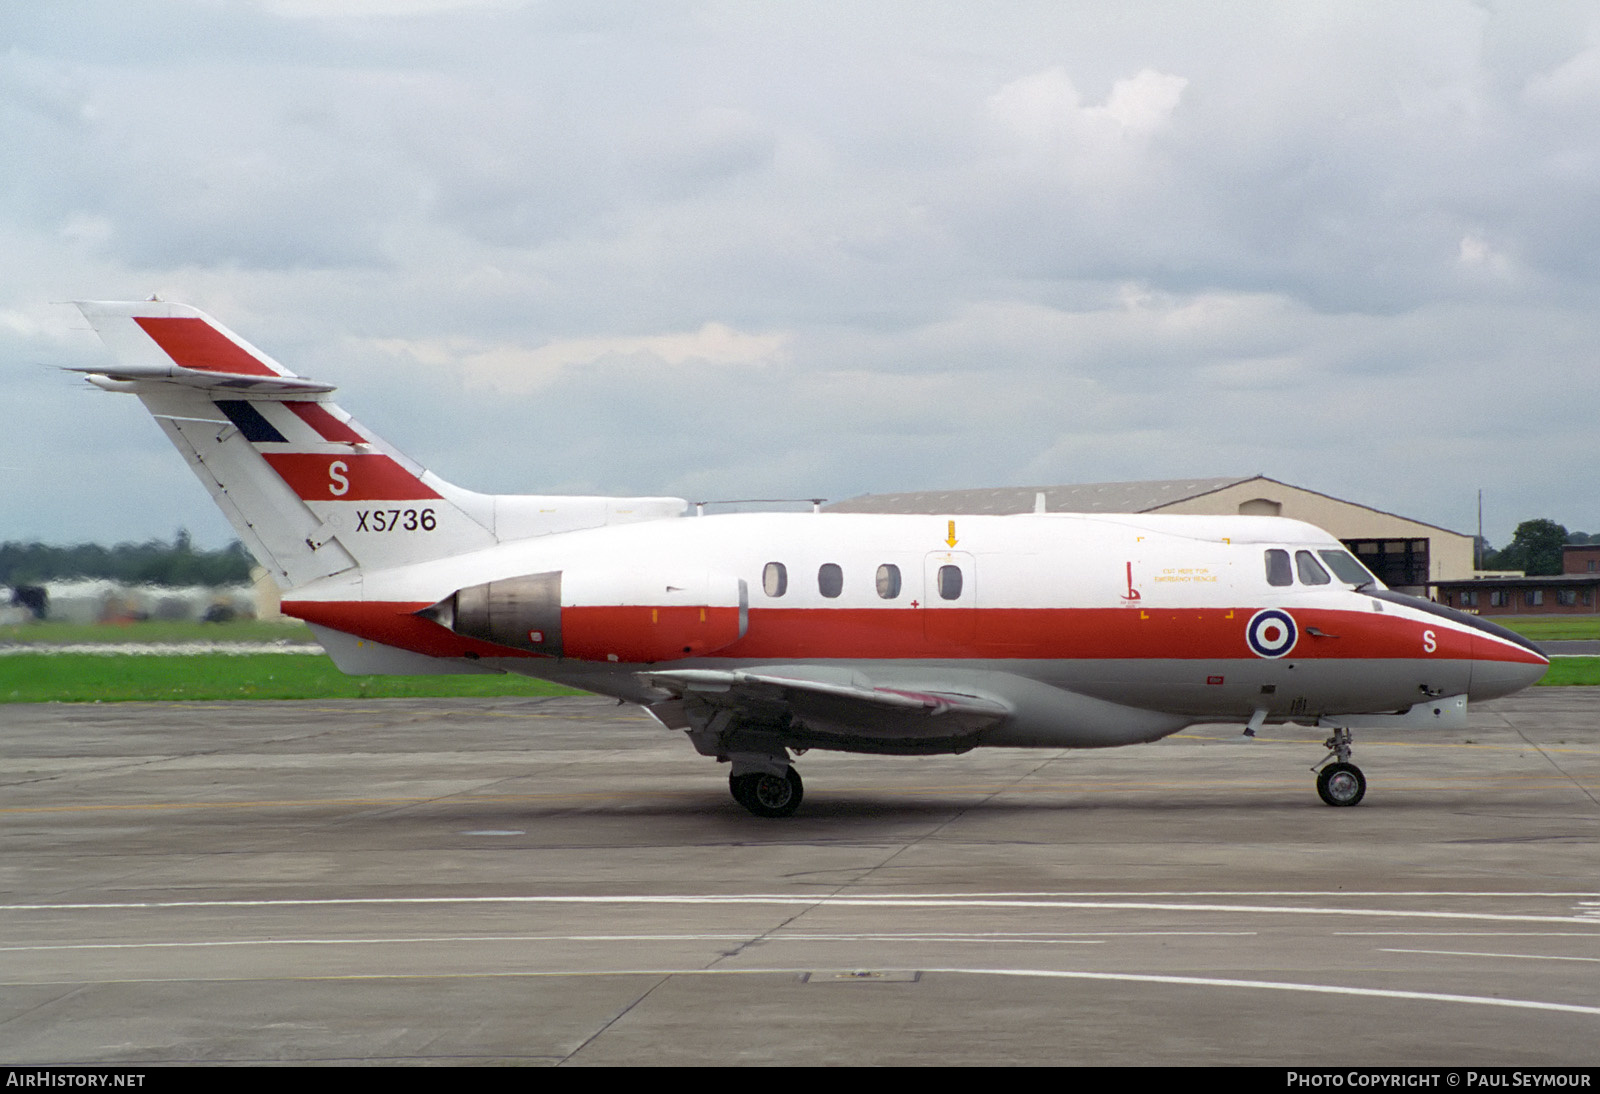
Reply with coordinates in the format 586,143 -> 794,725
1317,762 -> 1366,807
731,767 -> 804,818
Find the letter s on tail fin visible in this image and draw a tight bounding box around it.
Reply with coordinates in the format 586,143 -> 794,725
73,301 -> 498,589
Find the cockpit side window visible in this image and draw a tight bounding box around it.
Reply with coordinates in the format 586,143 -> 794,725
1295,550 -> 1332,585
1265,549 -> 1293,587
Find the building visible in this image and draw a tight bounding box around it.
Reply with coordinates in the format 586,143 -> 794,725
826,475 -> 1475,592
1433,545 -> 1600,616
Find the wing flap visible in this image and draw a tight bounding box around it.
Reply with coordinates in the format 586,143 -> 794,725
639,667 -> 1011,743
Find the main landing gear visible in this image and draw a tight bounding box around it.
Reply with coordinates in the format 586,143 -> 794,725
730,766 -> 804,818
1314,727 -> 1366,807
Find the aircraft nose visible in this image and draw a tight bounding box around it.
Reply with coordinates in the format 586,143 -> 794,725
1469,631 -> 1549,701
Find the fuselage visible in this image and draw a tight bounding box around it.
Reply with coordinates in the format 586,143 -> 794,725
282,509 -> 1548,739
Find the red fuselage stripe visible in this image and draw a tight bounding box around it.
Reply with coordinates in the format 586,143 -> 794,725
281,600 -> 1546,665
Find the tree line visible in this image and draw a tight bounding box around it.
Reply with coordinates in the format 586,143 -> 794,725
1480,519 -> 1592,576
0,532 -> 254,588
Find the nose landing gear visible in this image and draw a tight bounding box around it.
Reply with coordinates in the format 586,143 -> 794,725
1314,727 -> 1366,807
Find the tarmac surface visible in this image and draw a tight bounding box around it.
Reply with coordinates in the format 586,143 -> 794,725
1546,640 -> 1600,655
2,690 -> 1597,1066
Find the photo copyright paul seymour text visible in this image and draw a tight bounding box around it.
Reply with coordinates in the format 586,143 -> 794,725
1287,1075 -> 1592,1089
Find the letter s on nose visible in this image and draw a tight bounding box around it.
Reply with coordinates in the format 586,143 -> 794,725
328,460 -> 350,496
1423,629 -> 1437,654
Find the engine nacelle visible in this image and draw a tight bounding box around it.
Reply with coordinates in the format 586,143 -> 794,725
424,569 -> 748,663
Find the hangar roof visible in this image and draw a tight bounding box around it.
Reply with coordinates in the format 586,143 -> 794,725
825,475 -> 1465,539
826,476 -> 1259,515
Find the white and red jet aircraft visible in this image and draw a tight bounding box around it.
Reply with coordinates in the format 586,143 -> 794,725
73,300 -> 1548,817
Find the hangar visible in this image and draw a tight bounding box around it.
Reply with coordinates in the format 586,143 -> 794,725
826,475 -> 1474,593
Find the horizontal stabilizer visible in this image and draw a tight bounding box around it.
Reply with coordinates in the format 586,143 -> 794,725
72,300 -> 335,396
70,365 -> 335,395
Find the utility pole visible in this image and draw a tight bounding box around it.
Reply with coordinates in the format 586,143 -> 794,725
1476,489 -> 1483,571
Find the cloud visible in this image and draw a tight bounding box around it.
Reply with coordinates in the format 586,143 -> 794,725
1091,69 -> 1189,133
987,65 -> 1188,144
1524,42 -> 1600,108
365,322 -> 790,395
4,2 -> 1600,548
254,0 -> 522,17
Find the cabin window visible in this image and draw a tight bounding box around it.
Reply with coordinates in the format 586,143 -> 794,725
876,564 -> 901,599
937,564 -> 963,600
818,563 -> 843,598
1264,549 -> 1292,587
763,562 -> 787,598
1295,551 -> 1331,585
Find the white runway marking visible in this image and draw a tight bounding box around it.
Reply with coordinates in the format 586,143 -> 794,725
1380,948 -> 1600,964
0,643 -> 321,656
925,968 -> 1600,1018
4,963 -> 1597,1019
1338,931 -> 1600,937
0,929 -> 1252,954
7,892 -> 1599,926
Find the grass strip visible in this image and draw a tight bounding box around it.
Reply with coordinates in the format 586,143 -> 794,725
2,650 -> 1593,704
0,653 -> 585,703
1536,657 -> 1600,686
1,619 -> 317,646
1493,616 -> 1600,641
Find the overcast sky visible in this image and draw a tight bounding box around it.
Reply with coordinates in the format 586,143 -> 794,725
4,0 -> 1597,550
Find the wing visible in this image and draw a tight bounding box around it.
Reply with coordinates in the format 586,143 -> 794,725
638,667 -> 1010,755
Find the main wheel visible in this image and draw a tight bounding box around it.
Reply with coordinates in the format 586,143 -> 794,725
1316,762 -> 1366,807
730,768 -> 804,818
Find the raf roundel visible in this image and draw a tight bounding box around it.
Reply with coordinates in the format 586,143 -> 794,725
1246,608 -> 1298,659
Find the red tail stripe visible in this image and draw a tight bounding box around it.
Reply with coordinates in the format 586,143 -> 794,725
134,317 -> 278,377
285,400 -> 366,444
262,453 -> 442,501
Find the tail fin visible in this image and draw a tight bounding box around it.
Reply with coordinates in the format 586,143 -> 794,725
73,301 -> 683,590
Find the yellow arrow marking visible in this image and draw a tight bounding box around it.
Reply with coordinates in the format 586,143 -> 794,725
946,520 -> 958,547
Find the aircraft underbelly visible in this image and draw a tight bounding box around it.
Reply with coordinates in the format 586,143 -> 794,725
479,650 -> 1477,754
1037,656 -> 1474,719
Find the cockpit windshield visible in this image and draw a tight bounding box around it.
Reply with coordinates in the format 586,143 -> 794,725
1261,547 -> 1380,588
1317,549 -> 1377,587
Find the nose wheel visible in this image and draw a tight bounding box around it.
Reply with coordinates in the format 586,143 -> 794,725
1314,727 -> 1366,807
730,766 -> 804,818
1316,762 -> 1366,806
